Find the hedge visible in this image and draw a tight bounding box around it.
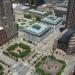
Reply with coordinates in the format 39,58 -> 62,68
0,64 -> 4,75
19,43 -> 31,50
7,43 -> 18,51
8,52 -> 19,58
36,67 -> 51,75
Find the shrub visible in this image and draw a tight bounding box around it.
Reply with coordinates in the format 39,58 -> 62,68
36,16 -> 41,21
3,51 -> 9,56
0,64 -> 4,75
35,61 -> 42,68
36,67 -> 51,75
24,14 -> 31,18
8,52 -> 19,58
19,49 -> 31,58
19,43 -> 31,50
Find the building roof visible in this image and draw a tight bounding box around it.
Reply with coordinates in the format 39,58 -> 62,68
58,0 -> 68,8
0,26 -> 4,31
13,3 -> 29,11
54,0 -> 68,12
24,22 -> 51,36
29,9 -> 47,16
54,6 -> 67,12
42,15 -> 62,25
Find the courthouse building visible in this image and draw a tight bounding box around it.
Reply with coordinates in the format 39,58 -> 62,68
24,22 -> 51,45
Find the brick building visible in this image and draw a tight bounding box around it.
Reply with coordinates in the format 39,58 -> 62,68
0,27 -> 7,46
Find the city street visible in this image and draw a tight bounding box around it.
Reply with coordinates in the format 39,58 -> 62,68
36,29 -> 60,54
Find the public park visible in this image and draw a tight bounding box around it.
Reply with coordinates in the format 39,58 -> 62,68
3,43 -> 31,59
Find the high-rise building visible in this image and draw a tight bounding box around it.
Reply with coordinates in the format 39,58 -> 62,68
66,0 -> 75,28
0,0 -> 17,41
57,0 -> 75,54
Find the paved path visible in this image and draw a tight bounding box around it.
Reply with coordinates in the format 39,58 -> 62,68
0,50 -> 17,67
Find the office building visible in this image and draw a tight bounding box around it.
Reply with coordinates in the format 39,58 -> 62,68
0,0 -> 17,42
66,0 -> 75,28
57,0 -> 75,54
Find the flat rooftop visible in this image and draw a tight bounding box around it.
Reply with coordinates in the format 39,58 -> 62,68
42,15 -> 62,25
29,9 -> 47,15
0,26 -> 4,31
54,0 -> 68,12
25,22 -> 51,36
13,3 -> 29,11
54,6 -> 67,12
58,1 -> 68,8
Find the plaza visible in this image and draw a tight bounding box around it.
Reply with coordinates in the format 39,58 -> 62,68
10,63 -> 32,75
35,56 -> 66,75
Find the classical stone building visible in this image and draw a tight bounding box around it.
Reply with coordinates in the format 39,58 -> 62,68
0,0 -> 17,42
24,22 -> 51,45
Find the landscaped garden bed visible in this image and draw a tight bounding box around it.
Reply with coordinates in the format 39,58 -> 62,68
35,56 -> 66,75
3,43 -> 31,59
